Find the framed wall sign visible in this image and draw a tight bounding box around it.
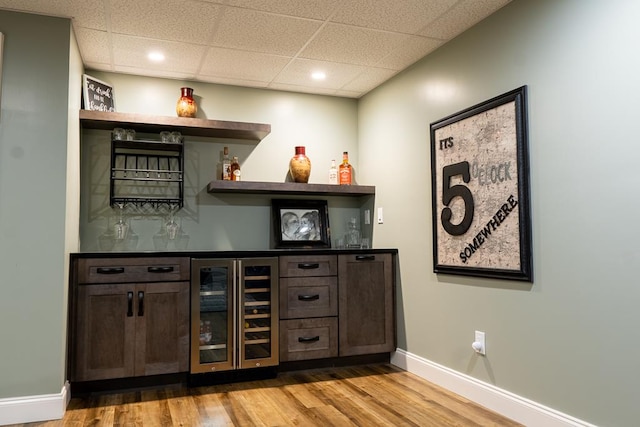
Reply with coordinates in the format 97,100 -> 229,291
82,74 -> 115,112
430,86 -> 532,282
272,199 -> 330,249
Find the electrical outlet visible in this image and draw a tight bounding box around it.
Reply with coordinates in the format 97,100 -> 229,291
473,330 -> 486,355
377,207 -> 384,224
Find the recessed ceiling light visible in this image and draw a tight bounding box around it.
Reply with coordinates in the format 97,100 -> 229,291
311,71 -> 326,81
148,51 -> 165,62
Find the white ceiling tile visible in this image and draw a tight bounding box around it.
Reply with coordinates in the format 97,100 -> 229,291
332,0 -> 456,34
200,75 -> 269,89
273,58 -> 368,90
0,0 -> 107,30
340,67 -> 399,93
74,28 -> 111,64
224,0 -> 342,20
199,47 -> 291,82
375,35 -> 443,70
268,82 -> 338,97
419,0 -> 511,39
111,65 -> 194,81
112,35 -> 207,75
300,23 -> 407,66
109,0 -> 224,44
211,7 -> 322,56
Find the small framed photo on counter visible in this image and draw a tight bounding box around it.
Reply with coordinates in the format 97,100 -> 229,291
272,199 -> 330,249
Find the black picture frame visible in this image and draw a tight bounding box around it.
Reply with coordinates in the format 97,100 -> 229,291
82,74 -> 116,112
272,199 -> 331,249
430,86 -> 532,282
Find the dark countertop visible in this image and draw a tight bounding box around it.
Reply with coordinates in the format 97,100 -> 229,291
70,248 -> 398,260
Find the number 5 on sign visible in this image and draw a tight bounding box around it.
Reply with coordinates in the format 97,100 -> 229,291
430,86 -> 533,282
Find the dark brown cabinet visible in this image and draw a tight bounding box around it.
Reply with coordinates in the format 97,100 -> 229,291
71,257 -> 190,382
338,253 -> 395,356
279,255 -> 339,362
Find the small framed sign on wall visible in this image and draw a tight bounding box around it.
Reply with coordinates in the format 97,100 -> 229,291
430,86 -> 533,282
82,74 -> 115,112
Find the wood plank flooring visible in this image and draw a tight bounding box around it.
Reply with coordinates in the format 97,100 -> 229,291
10,364 -> 522,426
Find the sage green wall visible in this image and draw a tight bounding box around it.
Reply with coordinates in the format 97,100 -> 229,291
80,72 -> 362,252
359,0 -> 640,425
0,11 -> 73,398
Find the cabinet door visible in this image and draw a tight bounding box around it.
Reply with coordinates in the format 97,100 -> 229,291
75,284 -> 136,381
338,253 -> 395,356
135,282 -> 189,376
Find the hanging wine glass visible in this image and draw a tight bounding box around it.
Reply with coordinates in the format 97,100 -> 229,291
166,204 -> 179,240
113,203 -> 129,240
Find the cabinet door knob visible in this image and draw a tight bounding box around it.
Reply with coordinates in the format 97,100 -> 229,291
127,292 -> 134,317
298,336 -> 320,343
298,294 -> 320,301
148,266 -> 174,273
138,291 -> 144,316
297,263 -> 320,269
97,267 -> 125,274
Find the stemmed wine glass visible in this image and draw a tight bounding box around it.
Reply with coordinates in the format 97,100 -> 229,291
113,203 -> 129,240
166,204 -> 179,240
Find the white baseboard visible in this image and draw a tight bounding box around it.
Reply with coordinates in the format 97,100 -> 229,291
0,381 -> 70,426
390,349 -> 596,427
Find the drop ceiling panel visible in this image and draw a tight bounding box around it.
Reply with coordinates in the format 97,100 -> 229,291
223,0 -> 342,20
273,58 -> 368,90
211,7 -> 323,56
200,47 -> 291,82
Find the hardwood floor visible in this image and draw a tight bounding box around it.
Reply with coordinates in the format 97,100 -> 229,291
12,364 -> 522,426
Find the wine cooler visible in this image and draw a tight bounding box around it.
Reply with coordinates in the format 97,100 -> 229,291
190,258 -> 278,373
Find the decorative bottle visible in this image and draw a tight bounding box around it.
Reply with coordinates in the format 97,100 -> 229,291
289,146 -> 311,183
328,159 -> 338,185
230,156 -> 241,181
222,146 -> 231,180
339,151 -> 352,185
176,87 -> 197,118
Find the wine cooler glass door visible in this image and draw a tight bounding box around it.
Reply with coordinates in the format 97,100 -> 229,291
239,258 -> 279,369
191,259 -> 235,373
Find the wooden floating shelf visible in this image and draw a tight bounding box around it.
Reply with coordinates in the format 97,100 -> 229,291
80,110 -> 271,141
207,180 -> 375,197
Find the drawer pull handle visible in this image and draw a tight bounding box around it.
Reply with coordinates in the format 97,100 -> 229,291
297,263 -> 320,269
355,255 -> 375,261
298,294 -> 320,301
127,292 -> 133,317
298,336 -> 320,343
138,291 -> 144,316
96,267 -> 125,275
148,266 -> 174,273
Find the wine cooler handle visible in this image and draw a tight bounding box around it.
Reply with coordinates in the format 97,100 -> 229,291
138,291 -> 144,316
298,294 -> 320,301
297,263 -> 320,269
97,267 -> 125,275
355,255 -> 376,261
298,336 -> 320,343
127,292 -> 133,317
148,266 -> 174,273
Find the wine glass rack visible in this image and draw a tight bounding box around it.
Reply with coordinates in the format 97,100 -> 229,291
110,137 -> 184,208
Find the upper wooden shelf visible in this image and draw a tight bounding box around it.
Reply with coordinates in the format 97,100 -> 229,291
79,110 -> 271,141
207,180 -> 375,197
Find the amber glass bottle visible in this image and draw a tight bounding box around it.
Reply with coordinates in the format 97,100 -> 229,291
339,151 -> 352,185
230,156 -> 241,181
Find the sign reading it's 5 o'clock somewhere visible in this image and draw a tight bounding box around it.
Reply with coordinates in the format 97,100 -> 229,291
430,86 -> 533,282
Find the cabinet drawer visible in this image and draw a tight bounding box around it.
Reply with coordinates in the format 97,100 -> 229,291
279,255 -> 337,277
279,317 -> 338,361
280,277 -> 337,319
78,257 -> 190,284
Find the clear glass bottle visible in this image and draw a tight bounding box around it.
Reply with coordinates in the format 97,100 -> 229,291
339,151 -> 352,185
328,159 -> 338,184
231,156 -> 241,181
222,146 -> 231,180
345,217 -> 361,248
